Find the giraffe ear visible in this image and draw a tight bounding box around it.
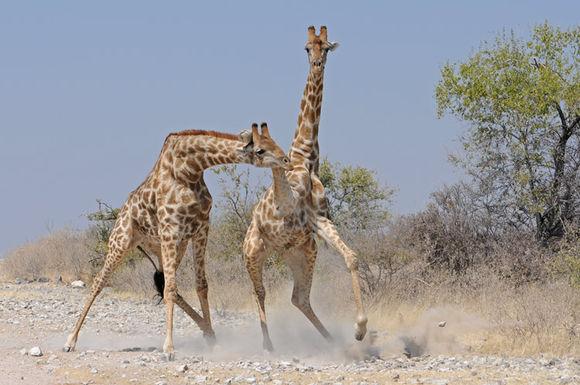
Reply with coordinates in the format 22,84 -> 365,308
239,125 -> 255,152
327,41 -> 339,51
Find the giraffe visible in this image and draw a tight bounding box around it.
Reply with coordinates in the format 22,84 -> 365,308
243,26 -> 367,352
64,123 -> 290,360
290,25 -> 334,219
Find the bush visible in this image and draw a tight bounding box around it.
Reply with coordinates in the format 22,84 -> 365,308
0,229 -> 97,283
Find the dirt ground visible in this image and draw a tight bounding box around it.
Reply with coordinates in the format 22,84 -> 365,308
0,282 -> 577,385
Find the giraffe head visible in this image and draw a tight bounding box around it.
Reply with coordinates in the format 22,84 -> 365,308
240,123 -> 291,170
305,26 -> 339,73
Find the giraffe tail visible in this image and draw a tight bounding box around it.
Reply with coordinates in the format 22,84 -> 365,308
153,270 -> 165,300
136,245 -> 165,301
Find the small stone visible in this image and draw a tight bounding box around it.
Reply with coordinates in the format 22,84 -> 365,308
176,364 -> 188,373
29,347 -> 43,357
245,378 -> 256,384
20,348 -> 28,356
427,380 -> 448,385
90,368 -> 98,374
155,382 -> 168,385
70,280 -> 85,288
393,373 -> 400,381
438,321 -> 447,328
192,375 -> 207,383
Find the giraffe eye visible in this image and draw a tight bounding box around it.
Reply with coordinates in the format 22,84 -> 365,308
256,149 -> 266,155
305,47 -> 310,53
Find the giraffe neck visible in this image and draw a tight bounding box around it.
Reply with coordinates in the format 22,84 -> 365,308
289,68 -> 325,174
271,168 -> 294,214
157,134 -> 251,183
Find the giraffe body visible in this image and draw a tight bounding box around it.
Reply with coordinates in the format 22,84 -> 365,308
243,27 -> 367,352
64,126 -> 289,359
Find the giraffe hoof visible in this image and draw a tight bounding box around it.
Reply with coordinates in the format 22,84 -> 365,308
63,335 -> 76,352
354,316 -> 368,341
354,324 -> 367,341
263,340 -> 274,353
203,330 -> 217,346
163,352 -> 175,361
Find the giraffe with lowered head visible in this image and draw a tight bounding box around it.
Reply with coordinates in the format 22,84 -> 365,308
64,124 -> 290,359
243,26 -> 367,351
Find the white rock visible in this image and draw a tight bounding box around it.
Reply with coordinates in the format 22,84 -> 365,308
90,368 -> 98,374
175,364 -> 188,373
192,376 -> 207,383
438,321 -> 447,327
29,346 -> 43,357
70,280 -> 86,288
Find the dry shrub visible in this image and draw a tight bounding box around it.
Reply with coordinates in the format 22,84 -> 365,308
323,217 -> 579,356
349,263 -> 579,356
0,229 -> 97,283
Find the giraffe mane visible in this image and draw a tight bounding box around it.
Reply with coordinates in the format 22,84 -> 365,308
166,129 -> 240,142
146,129 -> 243,176
159,129 -> 242,158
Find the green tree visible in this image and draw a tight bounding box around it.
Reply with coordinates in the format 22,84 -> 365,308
436,23 -> 580,243
318,158 -> 394,231
86,200 -> 120,264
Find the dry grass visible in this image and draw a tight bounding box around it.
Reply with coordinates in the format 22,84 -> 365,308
0,229 -> 97,283
1,229 -> 578,357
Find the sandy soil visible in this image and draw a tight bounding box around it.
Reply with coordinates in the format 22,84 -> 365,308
0,282 -> 577,385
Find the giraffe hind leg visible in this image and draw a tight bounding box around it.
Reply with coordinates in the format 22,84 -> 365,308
243,223 -> 273,351
141,243 -> 207,332
285,240 -> 332,342
191,223 -> 216,344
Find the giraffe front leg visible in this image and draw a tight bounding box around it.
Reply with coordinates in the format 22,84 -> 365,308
161,237 -> 179,361
313,215 -> 367,341
64,221 -> 133,352
243,223 -> 273,352
192,223 -> 216,344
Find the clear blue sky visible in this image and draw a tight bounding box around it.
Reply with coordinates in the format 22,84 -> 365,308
0,1 -> 577,256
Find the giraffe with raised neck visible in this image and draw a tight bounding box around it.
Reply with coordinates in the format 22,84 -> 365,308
64,124 -> 290,359
243,26 -> 367,352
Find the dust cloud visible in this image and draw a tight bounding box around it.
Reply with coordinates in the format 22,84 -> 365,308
47,305 -> 488,363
